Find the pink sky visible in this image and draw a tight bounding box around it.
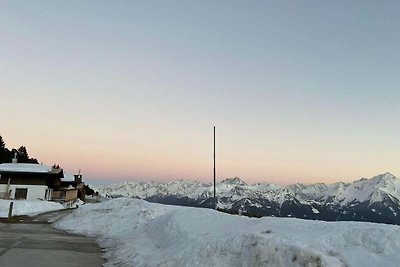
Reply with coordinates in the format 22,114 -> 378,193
2,125 -> 397,186
2,1 -> 400,185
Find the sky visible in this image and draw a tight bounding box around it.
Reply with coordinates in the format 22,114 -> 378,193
1,1 -> 400,185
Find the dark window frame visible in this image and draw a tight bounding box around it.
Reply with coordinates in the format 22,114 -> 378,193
15,188 -> 28,199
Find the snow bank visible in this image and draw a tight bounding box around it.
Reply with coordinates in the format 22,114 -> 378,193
0,200 -> 64,218
54,198 -> 400,267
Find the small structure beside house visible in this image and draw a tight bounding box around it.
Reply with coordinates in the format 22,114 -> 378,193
52,172 -> 86,202
0,156 -> 85,203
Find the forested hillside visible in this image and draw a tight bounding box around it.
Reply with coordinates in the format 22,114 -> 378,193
0,135 -> 38,164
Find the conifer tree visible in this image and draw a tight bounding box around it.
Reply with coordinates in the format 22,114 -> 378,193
0,137 -> 39,163
0,136 -> 5,150
17,146 -> 29,163
0,135 -> 5,163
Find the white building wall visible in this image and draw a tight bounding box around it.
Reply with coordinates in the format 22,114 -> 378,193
0,184 -> 49,200
0,184 -> 10,198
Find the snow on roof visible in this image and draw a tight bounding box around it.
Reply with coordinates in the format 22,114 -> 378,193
62,172 -> 76,181
0,163 -> 55,173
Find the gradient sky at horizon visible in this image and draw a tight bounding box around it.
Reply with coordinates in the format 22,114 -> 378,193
1,1 -> 400,185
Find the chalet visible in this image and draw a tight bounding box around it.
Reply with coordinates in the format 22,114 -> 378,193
0,156 -> 85,202
0,163 -> 63,200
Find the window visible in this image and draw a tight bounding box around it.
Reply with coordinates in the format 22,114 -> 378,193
45,189 -> 52,200
15,188 -> 28,200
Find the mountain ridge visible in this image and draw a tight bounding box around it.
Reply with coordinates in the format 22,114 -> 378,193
92,172 -> 400,225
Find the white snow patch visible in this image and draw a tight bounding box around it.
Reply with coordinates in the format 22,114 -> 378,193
312,208 -> 320,214
62,172 -> 76,181
389,207 -> 397,217
54,198 -> 400,267
0,200 -> 64,218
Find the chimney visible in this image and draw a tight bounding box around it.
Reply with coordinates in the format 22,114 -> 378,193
12,152 -> 17,164
74,174 -> 82,184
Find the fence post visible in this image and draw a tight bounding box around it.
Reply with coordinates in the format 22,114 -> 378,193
8,202 -> 13,219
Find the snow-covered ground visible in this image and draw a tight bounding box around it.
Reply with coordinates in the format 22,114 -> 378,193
55,198 -> 400,267
0,199 -> 64,218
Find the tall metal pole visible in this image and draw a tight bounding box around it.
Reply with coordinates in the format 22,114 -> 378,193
213,126 -> 216,206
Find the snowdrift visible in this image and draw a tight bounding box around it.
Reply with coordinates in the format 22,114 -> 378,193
54,198 -> 400,267
0,199 -> 64,218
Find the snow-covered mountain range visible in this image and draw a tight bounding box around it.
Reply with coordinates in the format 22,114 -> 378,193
92,172 -> 400,225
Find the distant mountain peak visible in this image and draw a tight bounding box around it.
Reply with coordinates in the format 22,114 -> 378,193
369,172 -> 397,183
383,172 -> 396,178
220,177 -> 247,186
376,172 -> 395,177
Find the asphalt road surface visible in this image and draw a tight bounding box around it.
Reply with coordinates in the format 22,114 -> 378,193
0,210 -> 104,267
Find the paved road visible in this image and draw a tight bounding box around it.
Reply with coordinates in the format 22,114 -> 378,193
0,210 -> 104,267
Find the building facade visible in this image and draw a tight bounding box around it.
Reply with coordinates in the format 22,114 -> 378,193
0,163 -> 63,201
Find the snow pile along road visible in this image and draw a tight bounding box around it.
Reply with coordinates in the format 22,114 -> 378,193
55,198 -> 400,267
0,200 -> 64,218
